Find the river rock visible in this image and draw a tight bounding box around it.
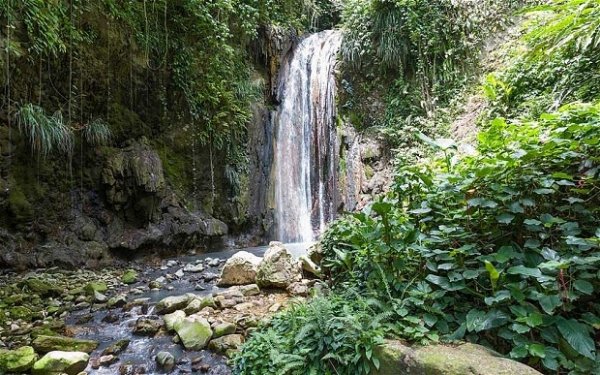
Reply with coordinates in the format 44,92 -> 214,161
0,346 -> 37,373
213,322 -> 236,338
122,269 -> 138,284
184,297 -> 215,315
102,339 -> 130,356
239,284 -> 260,296
32,351 -> 89,375
218,251 -> 262,286
32,335 -> 99,354
134,317 -> 163,336
156,294 -> 192,314
84,281 -> 108,295
94,291 -> 108,303
256,242 -> 302,288
24,278 -> 63,297
373,341 -> 543,375
107,294 -> 127,308
164,310 -> 186,331
155,351 -> 175,371
174,315 -> 213,350
208,334 -> 244,357
183,263 -> 204,273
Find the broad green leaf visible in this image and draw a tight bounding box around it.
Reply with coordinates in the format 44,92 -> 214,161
573,280 -> 593,295
496,213 -> 515,224
528,343 -> 546,358
556,318 -> 596,360
539,294 -> 562,314
507,265 -> 543,278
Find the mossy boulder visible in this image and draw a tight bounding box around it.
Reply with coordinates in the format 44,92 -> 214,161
156,294 -> 192,315
173,315 -> 213,350
208,334 -> 244,357
121,269 -> 138,284
83,281 -> 107,295
9,306 -> 33,321
32,351 -> 89,375
372,341 -> 543,375
24,279 -> 63,297
32,335 -> 99,354
164,310 -> 186,332
0,346 -> 37,373
213,322 -> 236,338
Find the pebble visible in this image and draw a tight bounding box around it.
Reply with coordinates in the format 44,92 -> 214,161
175,269 -> 185,278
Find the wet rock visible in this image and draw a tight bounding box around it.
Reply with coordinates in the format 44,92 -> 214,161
133,317 -> 162,336
148,280 -> 162,289
166,260 -> 178,267
107,294 -> 127,308
122,269 -> 138,284
0,345 -> 37,373
32,351 -> 89,375
256,242 -> 302,288
84,282 -> 107,295
102,312 -> 120,323
155,294 -> 191,315
164,311 -> 186,332
32,335 -> 99,354
119,364 -> 147,375
183,263 -> 204,273
207,258 -> 221,267
102,339 -> 130,356
208,334 -> 244,357
99,354 -> 117,367
155,351 -> 175,371
94,291 -> 108,303
174,315 -> 213,350
213,322 -> 236,338
202,272 -> 219,282
218,251 -> 261,286
174,269 -> 185,278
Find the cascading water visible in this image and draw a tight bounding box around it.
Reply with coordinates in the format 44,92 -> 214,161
273,30 -> 342,243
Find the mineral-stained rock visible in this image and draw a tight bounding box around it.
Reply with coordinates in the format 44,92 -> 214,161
256,242 -> 302,288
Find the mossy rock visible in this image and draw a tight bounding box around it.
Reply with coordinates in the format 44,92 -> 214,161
9,306 -> 33,321
372,341 -> 543,375
121,269 -> 138,284
173,315 -> 213,350
83,281 -> 107,295
0,346 -> 37,373
8,188 -> 33,221
32,335 -> 99,354
32,351 -> 89,375
24,279 -> 63,297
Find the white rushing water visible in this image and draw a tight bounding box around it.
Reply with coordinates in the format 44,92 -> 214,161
273,30 -> 342,243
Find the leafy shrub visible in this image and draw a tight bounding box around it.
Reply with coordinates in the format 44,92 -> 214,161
322,102 -> 600,373
234,293 -> 386,375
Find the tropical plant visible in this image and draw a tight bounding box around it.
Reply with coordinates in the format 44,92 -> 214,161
81,118 -> 111,146
17,104 -> 74,156
320,102 -> 600,374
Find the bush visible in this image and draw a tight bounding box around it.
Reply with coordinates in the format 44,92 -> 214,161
321,102 -> 600,374
234,293 -> 386,375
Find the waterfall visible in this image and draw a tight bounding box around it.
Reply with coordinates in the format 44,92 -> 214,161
273,30 -> 342,243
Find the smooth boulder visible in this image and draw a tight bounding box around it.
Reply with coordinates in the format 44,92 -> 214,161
256,242 -> 302,288
218,251 -> 262,286
372,341 -> 543,375
174,315 -> 213,350
32,351 -> 89,375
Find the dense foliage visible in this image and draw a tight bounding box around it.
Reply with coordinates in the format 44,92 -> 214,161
338,0 -> 524,150
322,102 -> 600,373
484,0 -> 600,119
234,294 -> 386,375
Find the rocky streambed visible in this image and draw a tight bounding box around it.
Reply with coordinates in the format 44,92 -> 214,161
0,242 -> 321,374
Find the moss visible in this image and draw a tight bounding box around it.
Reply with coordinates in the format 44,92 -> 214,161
8,187 -> 33,221
9,306 -> 33,321
121,269 -> 138,284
